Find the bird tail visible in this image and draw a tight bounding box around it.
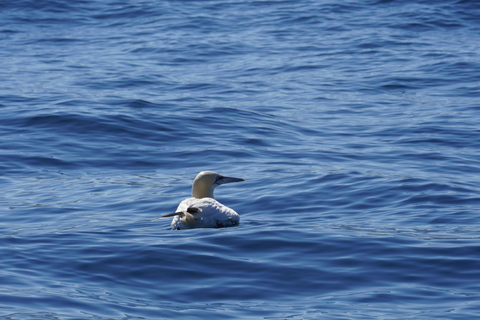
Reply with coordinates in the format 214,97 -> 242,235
152,206 -> 202,222
151,211 -> 183,221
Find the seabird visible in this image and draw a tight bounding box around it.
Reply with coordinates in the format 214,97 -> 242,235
153,171 -> 245,230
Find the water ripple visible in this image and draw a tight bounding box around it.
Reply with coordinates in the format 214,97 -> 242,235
1,0 -> 480,318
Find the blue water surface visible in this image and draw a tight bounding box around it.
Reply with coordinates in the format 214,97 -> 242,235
1,0 -> 480,319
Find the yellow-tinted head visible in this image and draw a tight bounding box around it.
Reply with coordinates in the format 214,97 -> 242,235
191,171 -> 245,199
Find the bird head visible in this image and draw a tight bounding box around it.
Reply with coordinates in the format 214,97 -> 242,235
191,171 -> 245,199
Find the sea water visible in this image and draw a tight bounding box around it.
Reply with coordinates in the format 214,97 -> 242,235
1,0 -> 480,319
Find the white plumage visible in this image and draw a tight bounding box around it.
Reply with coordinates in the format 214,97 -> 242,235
153,171 -> 245,230
171,197 -> 240,230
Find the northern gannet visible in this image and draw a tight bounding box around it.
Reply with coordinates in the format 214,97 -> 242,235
153,171 -> 245,230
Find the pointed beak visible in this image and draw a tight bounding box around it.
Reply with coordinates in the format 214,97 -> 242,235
216,175 -> 245,185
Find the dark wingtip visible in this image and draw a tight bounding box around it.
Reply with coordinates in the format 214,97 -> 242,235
187,206 -> 202,214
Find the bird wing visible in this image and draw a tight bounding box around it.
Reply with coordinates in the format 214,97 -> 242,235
152,205 -> 202,221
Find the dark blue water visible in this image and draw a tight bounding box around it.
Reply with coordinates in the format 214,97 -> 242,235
2,0 -> 480,318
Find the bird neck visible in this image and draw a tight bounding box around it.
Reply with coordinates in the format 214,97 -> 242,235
192,182 -> 215,199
